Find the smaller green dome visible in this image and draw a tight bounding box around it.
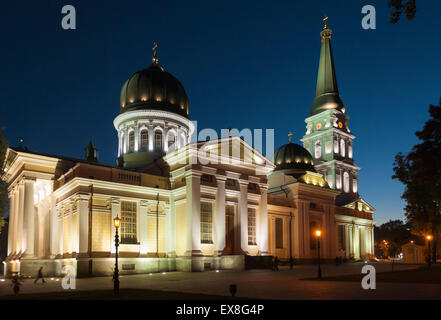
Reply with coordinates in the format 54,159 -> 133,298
273,142 -> 316,177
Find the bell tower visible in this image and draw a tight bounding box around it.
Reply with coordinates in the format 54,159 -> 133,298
301,18 -> 360,204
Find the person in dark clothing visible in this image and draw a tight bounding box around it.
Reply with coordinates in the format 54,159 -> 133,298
289,256 -> 294,270
34,267 -> 45,284
272,256 -> 279,271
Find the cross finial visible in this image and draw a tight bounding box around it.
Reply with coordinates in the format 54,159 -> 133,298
323,16 -> 328,29
152,42 -> 158,64
288,132 -> 293,143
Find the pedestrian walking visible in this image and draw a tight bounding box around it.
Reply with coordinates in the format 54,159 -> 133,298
34,267 -> 46,284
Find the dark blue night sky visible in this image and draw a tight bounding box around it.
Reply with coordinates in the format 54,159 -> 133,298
1,0 -> 440,224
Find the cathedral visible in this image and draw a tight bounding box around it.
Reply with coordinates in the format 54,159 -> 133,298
1,21 -> 375,277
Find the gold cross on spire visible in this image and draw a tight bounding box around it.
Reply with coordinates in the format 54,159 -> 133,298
288,132 -> 293,143
323,16 -> 328,30
152,42 -> 158,64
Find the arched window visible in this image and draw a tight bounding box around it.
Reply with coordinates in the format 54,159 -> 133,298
353,178 -> 358,193
128,131 -> 135,152
168,132 -> 176,150
314,140 -> 321,159
343,172 -> 350,193
340,139 -> 345,157
140,130 -> 148,151
348,144 -> 353,159
154,131 -> 162,151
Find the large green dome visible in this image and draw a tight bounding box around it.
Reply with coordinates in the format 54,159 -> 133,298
273,142 -> 316,177
120,62 -> 189,118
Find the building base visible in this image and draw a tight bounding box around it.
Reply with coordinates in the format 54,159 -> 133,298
3,255 -> 246,278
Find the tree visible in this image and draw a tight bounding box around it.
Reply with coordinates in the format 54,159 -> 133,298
393,96 -> 441,264
374,219 -> 413,258
0,128 -> 8,220
388,0 -> 416,23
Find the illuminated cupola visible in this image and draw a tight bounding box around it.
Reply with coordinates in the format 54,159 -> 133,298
113,43 -> 195,169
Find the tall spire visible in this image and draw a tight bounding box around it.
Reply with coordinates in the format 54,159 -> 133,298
310,17 -> 344,116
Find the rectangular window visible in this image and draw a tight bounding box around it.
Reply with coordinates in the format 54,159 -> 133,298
120,201 -> 137,244
201,202 -> 213,244
201,174 -> 213,183
275,218 -> 284,249
226,179 -> 236,187
248,208 -> 256,245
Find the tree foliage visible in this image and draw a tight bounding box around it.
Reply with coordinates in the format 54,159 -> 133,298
388,0 -> 416,23
393,97 -> 441,262
374,219 -> 414,258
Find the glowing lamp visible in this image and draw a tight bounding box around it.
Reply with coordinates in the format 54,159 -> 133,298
427,235 -> 432,241
315,230 -> 322,237
113,216 -> 121,229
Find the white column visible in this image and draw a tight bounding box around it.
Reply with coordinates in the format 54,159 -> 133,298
370,225 -> 375,256
258,184 -> 269,255
7,190 -> 16,256
134,121 -> 139,151
139,200 -> 148,255
118,131 -> 122,157
176,126 -> 182,149
69,199 -> 74,255
353,225 -> 359,259
169,190 -> 176,257
110,198 -> 120,254
215,176 -> 226,254
123,126 -> 128,154
58,204 -> 64,257
165,204 -> 172,255
185,171 -> 202,256
22,178 -> 35,258
12,189 -> 20,255
50,194 -> 59,258
301,201 -> 310,258
77,196 -> 89,257
163,122 -> 169,152
148,121 -> 154,151
238,180 -> 249,254
345,224 -> 351,258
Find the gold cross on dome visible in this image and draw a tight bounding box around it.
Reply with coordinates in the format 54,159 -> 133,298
288,132 -> 293,143
152,42 -> 159,64
152,42 -> 158,56
323,16 -> 328,29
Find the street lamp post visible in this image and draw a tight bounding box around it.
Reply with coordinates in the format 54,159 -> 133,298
427,235 -> 432,268
315,230 -> 322,279
113,215 -> 121,296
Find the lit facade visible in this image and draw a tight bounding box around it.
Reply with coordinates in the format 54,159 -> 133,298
1,23 -> 374,277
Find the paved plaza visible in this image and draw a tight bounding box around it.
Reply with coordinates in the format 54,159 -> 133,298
1,262 -> 440,299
